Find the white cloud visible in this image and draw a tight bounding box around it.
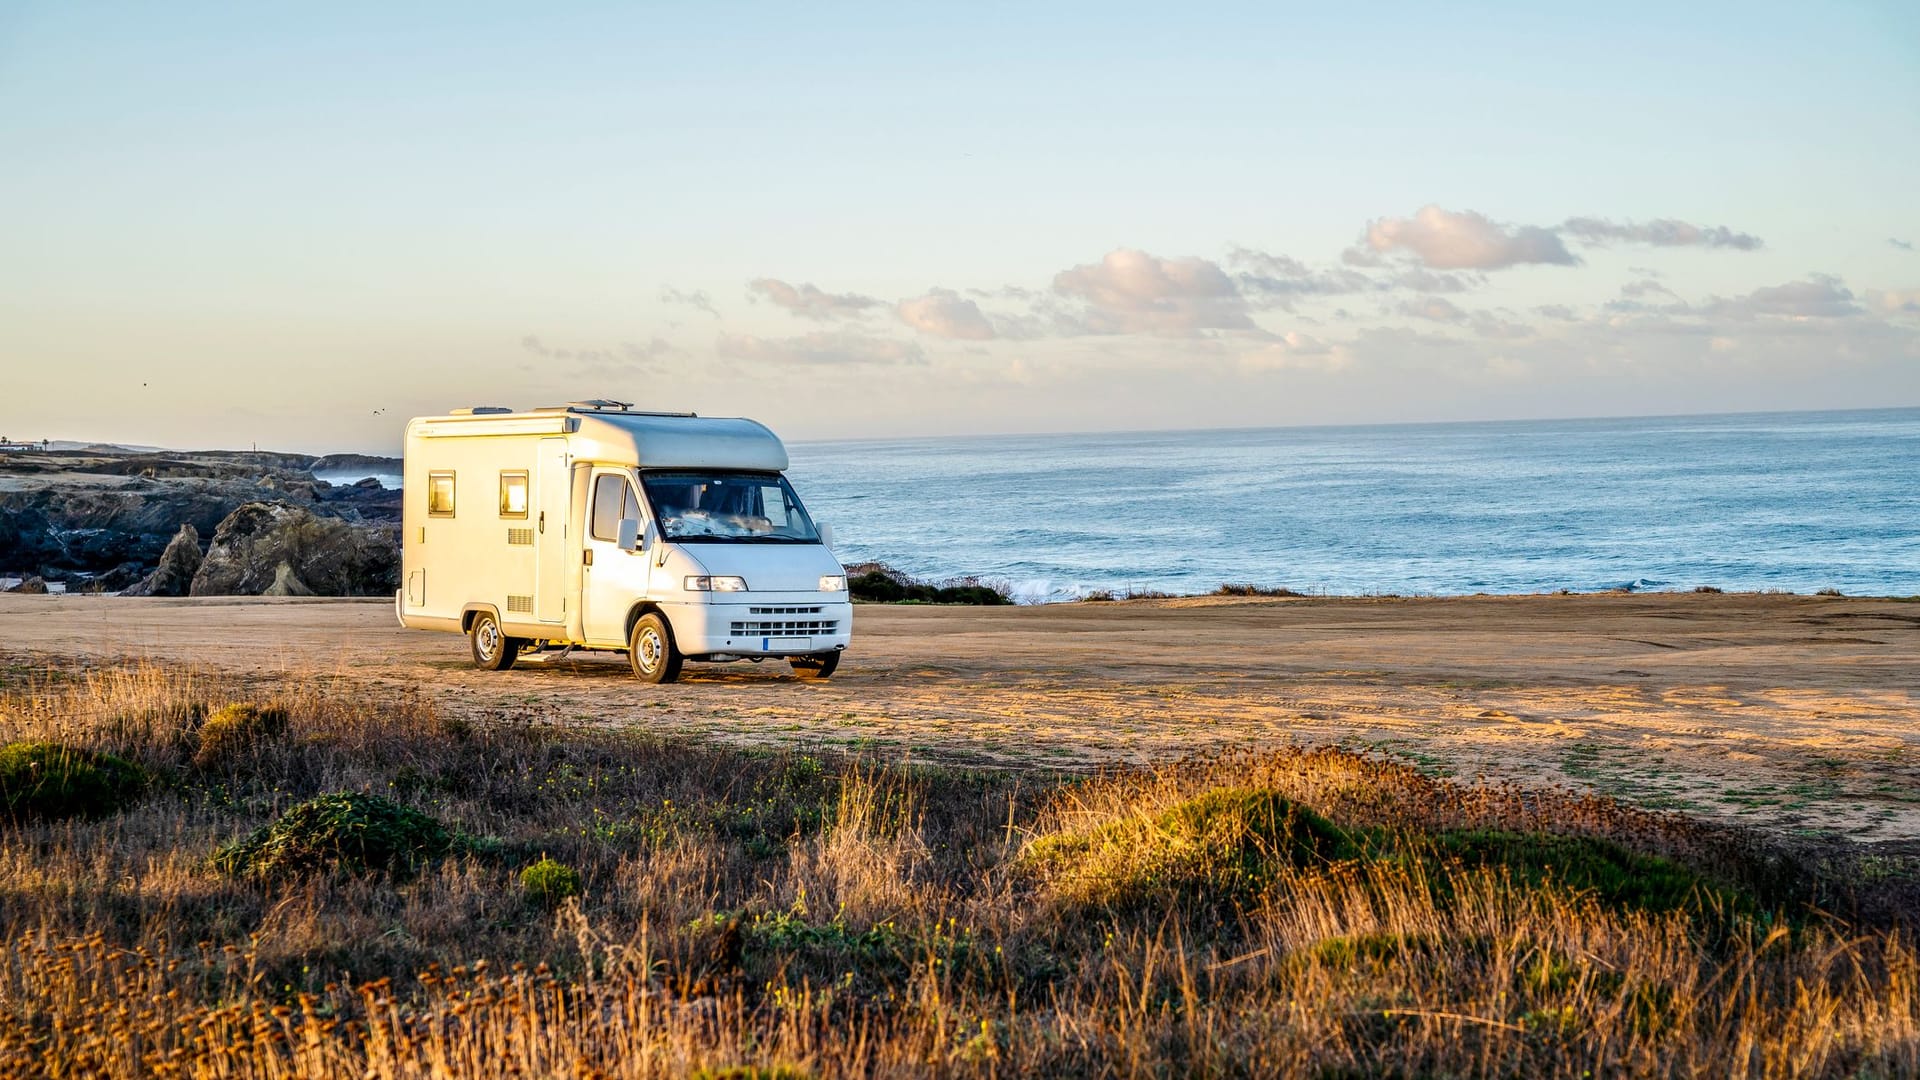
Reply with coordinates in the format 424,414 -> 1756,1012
896,288 -> 997,340
1888,238 -> 1913,252
715,330 -> 923,366
1397,297 -> 1468,323
1560,217 -> 1763,251
1348,205 -> 1579,270
1052,248 -> 1255,335
1240,331 -> 1346,372
1868,289 -> 1920,315
1710,275 -> 1862,319
658,287 -> 720,318
747,278 -> 883,320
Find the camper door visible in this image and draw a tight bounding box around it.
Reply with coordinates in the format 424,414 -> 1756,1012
582,468 -> 651,645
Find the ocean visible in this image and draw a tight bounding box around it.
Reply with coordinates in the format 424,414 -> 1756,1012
785,407 -> 1920,603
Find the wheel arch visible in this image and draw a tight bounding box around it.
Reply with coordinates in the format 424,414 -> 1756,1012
461,603 -> 502,634
625,601 -> 667,643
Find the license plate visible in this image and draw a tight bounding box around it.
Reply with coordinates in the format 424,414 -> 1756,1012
764,636 -> 810,652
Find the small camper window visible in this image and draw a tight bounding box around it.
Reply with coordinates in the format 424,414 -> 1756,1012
499,472 -> 529,518
427,472 -> 456,517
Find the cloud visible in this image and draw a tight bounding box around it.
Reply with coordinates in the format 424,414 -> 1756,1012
1868,289 -> 1920,315
1397,297 -> 1468,323
1347,205 -> 1579,270
1560,217 -> 1763,251
1240,331 -> 1346,372
1227,247 -> 1377,307
658,287 -> 719,318
1710,275 -> 1862,319
715,330 -> 923,366
748,278 -> 883,320
1052,248 -> 1256,334
520,335 -> 674,375
1891,238 -> 1914,252
896,288 -> 997,340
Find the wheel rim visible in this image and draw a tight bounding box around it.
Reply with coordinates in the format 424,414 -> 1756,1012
476,620 -> 500,661
636,628 -> 663,671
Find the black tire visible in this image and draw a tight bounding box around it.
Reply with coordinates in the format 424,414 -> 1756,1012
628,612 -> 683,684
469,612 -> 520,671
789,651 -> 840,679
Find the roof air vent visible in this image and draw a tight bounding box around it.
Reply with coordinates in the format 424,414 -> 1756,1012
566,399 -> 634,411
449,406 -> 514,415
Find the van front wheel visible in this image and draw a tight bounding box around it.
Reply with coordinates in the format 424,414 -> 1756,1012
628,613 -> 683,684
470,612 -> 520,671
789,652 -> 840,679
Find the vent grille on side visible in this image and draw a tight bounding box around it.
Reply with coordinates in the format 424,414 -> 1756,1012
506,595 -> 533,614
730,619 -> 838,638
507,528 -> 535,546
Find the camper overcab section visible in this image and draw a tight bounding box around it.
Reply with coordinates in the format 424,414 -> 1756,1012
396,402 -> 851,683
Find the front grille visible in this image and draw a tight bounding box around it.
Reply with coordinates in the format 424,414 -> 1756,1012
750,606 -> 823,615
730,619 -> 838,638
506,595 -> 533,614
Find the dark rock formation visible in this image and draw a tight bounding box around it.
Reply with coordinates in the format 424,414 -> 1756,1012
6,576 -> 48,594
0,445 -> 400,588
125,525 -> 204,597
189,502 -> 399,597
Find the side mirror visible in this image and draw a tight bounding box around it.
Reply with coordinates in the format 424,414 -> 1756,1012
817,521 -> 834,550
616,518 -> 640,551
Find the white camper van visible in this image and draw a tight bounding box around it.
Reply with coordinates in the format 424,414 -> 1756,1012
395,401 -> 851,683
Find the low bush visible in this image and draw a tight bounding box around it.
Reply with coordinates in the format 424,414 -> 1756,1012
0,741 -> 148,822
1215,583 -> 1307,597
847,564 -> 1013,605
211,791 -> 455,878
192,702 -> 288,768
519,856 -> 582,907
1021,787 -> 1355,911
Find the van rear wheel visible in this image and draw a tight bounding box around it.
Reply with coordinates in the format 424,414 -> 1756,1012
470,612 -> 520,671
789,652 -> 840,679
629,613 -> 683,684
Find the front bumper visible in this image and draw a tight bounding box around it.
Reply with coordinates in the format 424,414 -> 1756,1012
660,596 -> 853,658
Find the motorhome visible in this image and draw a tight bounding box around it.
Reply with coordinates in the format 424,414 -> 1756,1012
395,401 -> 851,683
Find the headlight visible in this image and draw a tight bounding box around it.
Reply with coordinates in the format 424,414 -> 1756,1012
818,575 -> 846,593
685,575 -> 748,592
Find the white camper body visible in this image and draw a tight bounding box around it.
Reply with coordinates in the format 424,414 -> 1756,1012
396,402 -> 851,682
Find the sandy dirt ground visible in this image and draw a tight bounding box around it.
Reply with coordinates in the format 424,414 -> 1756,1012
1,592 -> 1916,845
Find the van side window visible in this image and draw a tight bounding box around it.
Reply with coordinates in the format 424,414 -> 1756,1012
499,471 -> 529,518
428,472 -> 456,517
591,474 -> 640,541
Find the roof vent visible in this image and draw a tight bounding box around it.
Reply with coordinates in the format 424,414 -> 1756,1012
449,406 -> 514,415
566,399 -> 633,411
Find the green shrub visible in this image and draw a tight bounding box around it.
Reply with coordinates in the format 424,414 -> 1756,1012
0,741 -> 148,822
848,570 -> 1012,605
192,702 -> 289,768
520,857 -> 583,907
1421,829 -> 1745,916
211,792 -> 454,877
1021,788 -> 1355,910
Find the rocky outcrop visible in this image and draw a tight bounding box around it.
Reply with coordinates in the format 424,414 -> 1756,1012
6,576 -> 48,594
189,502 -> 399,597
125,525 -> 204,597
0,446 -> 399,588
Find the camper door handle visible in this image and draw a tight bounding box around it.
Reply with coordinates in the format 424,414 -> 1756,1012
538,511 -> 546,533
583,550 -> 592,567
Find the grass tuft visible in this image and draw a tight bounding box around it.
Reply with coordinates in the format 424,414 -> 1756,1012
192,701 -> 288,769
0,740 -> 147,821
210,791 -> 455,878
519,856 -> 583,907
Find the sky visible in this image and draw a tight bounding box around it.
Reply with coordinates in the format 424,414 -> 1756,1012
2,1 -> 1918,454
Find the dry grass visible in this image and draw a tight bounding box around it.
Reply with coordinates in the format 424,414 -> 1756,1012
0,660 -> 1915,1078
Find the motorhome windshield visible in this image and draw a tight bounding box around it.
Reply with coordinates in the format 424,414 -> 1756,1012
639,470 -> 821,543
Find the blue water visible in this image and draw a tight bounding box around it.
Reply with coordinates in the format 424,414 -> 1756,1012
786,408 -> 1920,602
